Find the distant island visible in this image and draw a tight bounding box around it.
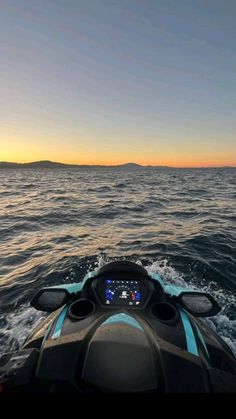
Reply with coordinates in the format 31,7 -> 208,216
0,160 -> 235,169
0,160 -> 169,169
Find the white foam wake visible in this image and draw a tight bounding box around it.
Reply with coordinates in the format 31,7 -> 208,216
0,306 -> 46,352
1,256 -> 236,357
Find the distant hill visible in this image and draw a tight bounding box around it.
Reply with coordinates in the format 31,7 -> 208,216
114,162 -> 143,169
0,161 -> 20,167
23,160 -> 68,168
0,160 -> 76,168
0,160 -> 234,169
0,160 -> 153,169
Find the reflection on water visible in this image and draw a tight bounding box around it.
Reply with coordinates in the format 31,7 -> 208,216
0,167 -> 236,353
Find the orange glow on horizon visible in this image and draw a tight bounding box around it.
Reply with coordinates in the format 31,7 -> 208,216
1,130 -> 235,168
1,149 -> 236,168
1,155 -> 235,168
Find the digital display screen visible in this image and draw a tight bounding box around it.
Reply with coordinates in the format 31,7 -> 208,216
105,279 -> 141,306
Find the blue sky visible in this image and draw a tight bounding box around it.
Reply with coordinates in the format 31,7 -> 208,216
0,0 -> 235,166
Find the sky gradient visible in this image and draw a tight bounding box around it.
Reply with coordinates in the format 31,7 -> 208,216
0,0 -> 235,167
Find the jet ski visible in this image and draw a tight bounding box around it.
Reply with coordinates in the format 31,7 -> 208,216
0,260 -> 236,393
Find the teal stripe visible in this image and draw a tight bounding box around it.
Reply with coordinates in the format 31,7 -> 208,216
195,324 -> 210,358
83,270 -> 97,282
148,272 -> 165,288
52,283 -> 83,293
178,308 -> 199,356
52,306 -> 68,339
164,285 -> 200,297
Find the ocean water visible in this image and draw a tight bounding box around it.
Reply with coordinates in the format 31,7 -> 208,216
0,167 -> 236,354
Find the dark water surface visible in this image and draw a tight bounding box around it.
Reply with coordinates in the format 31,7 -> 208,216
0,167 -> 236,354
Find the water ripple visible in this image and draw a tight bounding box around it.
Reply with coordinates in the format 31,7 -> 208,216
0,167 -> 236,352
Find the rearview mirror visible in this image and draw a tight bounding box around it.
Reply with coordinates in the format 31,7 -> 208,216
31,288 -> 70,312
177,291 -> 221,317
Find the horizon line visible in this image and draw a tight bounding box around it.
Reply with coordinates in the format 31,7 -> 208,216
0,159 -> 235,169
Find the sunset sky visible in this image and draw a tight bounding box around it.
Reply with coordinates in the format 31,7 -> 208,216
0,0 -> 235,167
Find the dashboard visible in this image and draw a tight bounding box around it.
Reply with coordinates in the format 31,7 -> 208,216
93,276 -> 151,308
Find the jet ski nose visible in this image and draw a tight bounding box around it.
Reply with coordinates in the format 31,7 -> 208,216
81,313 -> 160,392
3,260 -> 235,393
